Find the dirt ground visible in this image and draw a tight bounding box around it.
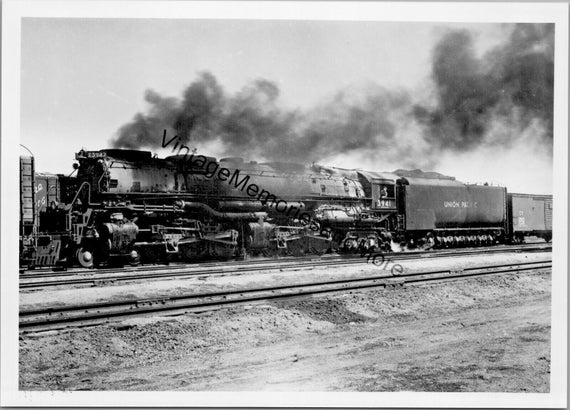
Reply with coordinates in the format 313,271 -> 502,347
19,252 -> 551,392
19,251 -> 551,309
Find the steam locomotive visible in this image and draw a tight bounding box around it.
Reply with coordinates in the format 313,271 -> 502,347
19,148 -> 552,269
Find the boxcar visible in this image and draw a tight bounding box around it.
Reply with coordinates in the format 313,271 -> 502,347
34,173 -> 61,213
20,156 -> 35,237
508,193 -> 553,242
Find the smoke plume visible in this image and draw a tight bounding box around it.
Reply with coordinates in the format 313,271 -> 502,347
112,72 -> 419,166
111,24 -> 554,172
414,24 -> 554,152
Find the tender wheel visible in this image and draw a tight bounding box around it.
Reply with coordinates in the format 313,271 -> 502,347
76,248 -> 94,268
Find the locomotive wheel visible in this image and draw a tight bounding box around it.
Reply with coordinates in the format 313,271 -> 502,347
76,247 -> 94,268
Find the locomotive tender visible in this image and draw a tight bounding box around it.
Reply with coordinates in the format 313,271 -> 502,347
19,148 -> 552,268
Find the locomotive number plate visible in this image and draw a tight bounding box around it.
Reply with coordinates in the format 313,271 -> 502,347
378,199 -> 395,208
86,151 -> 106,158
77,151 -> 106,159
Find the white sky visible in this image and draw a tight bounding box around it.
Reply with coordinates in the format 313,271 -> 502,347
20,18 -> 550,193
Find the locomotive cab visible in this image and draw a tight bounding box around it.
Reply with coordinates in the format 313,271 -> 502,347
354,171 -> 398,211
373,182 -> 396,210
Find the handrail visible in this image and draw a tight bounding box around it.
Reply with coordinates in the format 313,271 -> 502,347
66,181 -> 91,211
97,171 -> 107,192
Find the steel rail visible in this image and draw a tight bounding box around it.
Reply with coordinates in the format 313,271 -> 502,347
19,244 -> 552,290
19,260 -> 552,333
20,242 -> 551,278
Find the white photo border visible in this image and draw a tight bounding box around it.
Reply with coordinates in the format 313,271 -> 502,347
2,1 -> 567,407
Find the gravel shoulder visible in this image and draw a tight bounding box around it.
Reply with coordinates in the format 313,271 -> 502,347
19,252 -> 551,392
19,251 -> 551,309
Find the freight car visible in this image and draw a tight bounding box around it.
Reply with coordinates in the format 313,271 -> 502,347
19,156 -> 77,268
508,193 -> 553,243
18,148 -> 552,269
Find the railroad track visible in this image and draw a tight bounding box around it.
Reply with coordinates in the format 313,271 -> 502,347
19,259 -> 552,333
19,243 -> 552,290
20,242 -> 551,278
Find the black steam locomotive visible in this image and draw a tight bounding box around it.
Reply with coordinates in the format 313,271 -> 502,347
19,148 -> 552,269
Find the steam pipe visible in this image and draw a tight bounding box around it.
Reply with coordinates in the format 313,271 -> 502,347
216,200 -> 265,212
175,200 -> 267,221
216,200 -> 305,213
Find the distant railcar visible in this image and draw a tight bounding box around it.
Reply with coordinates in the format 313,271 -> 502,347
508,193 -> 553,243
34,173 -> 61,214
20,156 -> 35,236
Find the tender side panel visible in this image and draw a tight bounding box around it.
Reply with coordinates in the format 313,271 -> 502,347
404,182 -> 506,231
465,185 -> 508,227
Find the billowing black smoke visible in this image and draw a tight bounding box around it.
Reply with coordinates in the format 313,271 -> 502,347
113,72 -> 298,155
112,23 -> 554,165
112,72 -> 410,163
414,24 -> 554,152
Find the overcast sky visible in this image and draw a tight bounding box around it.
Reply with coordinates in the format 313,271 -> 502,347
20,18 -> 552,193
